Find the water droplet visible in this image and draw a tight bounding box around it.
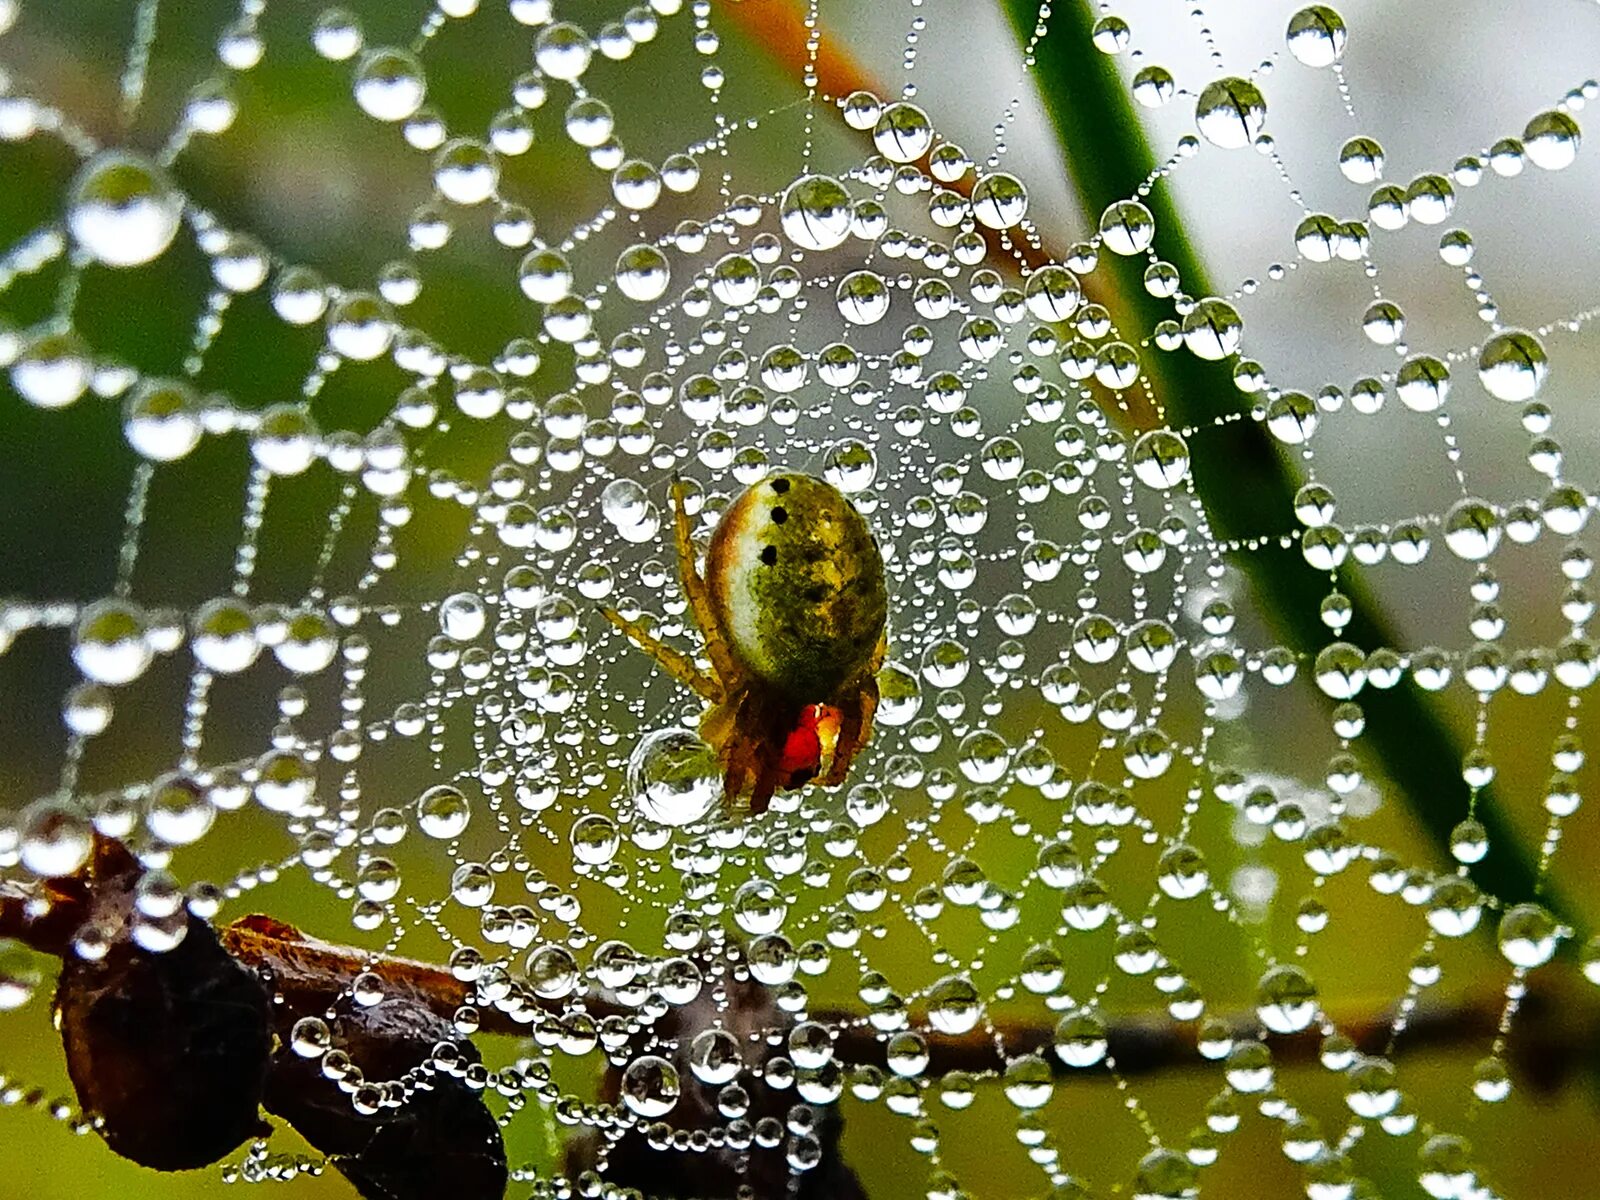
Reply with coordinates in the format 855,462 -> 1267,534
433,138 -> 498,205
67,151 -> 184,267
620,1054 -> 679,1117
311,9 -> 363,60
1132,65 -> 1175,108
290,1015 -> 332,1057
144,773 -> 215,846
628,726 -> 720,826
570,813 -> 620,865
1131,429 -> 1190,489
872,102 -> 933,163
1133,1148 -> 1198,1200
1100,200 -> 1154,255
451,862 -> 495,907
836,269 -> 890,326
1182,298 -> 1243,359
123,378 -> 202,461
1442,497 -> 1499,561
1395,354 -> 1451,412
688,1028 -> 743,1084
731,878 -> 788,935
18,798 -> 92,877
822,439 -> 877,493
353,48 -> 427,122
73,599 -> 153,685
439,592 -> 487,641
12,329 -> 93,409
1524,110 -> 1581,170
0,942 -> 42,1011
926,974 -> 982,1035
252,403 -> 321,475
1497,902 -> 1559,967
971,172 -> 1028,229
1257,963 -> 1318,1033
1285,6 -> 1348,68
614,243 -> 669,302
1195,77 -> 1267,149
1338,135 -> 1384,183
416,783 -> 471,839
780,174 -> 853,251
1477,329 -> 1548,401
534,23 -> 593,81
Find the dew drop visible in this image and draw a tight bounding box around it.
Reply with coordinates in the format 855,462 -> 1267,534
311,9 -> 362,60
872,102 -> 934,163
1395,354 -> 1451,412
779,174 -> 853,252
439,592 -> 487,641
570,813 -> 620,865
1099,200 -> 1154,255
18,798 -> 93,877
836,270 -> 890,326
144,773 -> 215,846
1131,429 -> 1190,489
1257,963 -> 1318,1033
1195,77 -> 1267,149
620,1054 -> 680,1117
688,1029 -> 742,1085
1285,6 -> 1348,68
1496,902 -> 1559,968
1477,329 -> 1548,402
123,378 -> 202,462
1523,110 -> 1581,170
67,151 -> 184,267
252,403 -> 321,475
12,329 -> 93,409
614,243 -> 669,302
432,138 -> 499,205
1133,1148 -> 1198,1200
73,599 -> 153,686
416,783 -> 471,839
970,172 -> 1028,229
822,439 -> 877,493
353,48 -> 427,122
0,942 -> 41,1011
628,726 -> 720,826
534,22 -> 593,81
1181,298 -> 1244,360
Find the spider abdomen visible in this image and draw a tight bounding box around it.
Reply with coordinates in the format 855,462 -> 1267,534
705,473 -> 886,700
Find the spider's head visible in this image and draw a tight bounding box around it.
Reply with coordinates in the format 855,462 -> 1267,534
777,703 -> 842,790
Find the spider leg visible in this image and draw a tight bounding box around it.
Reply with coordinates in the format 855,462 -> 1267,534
747,756 -> 781,817
599,606 -> 723,703
820,671 -> 879,788
868,627 -> 888,673
670,477 -> 740,687
709,694 -> 764,816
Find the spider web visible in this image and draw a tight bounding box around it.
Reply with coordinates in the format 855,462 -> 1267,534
0,1 -> 1598,1198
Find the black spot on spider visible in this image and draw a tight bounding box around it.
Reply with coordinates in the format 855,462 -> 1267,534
771,506 -> 788,524
760,545 -> 778,566
771,477 -> 791,494
806,585 -> 827,603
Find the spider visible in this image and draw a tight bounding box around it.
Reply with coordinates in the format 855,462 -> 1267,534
603,472 -> 888,816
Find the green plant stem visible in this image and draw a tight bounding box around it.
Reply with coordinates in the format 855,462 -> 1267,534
996,0 -> 1569,930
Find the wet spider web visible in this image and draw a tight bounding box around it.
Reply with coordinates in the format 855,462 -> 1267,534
0,1 -> 1598,1197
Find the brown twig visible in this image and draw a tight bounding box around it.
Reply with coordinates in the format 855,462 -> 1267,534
9,851 -> 1591,1095
832,985 -> 1593,1093
215,915 -> 1594,1095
